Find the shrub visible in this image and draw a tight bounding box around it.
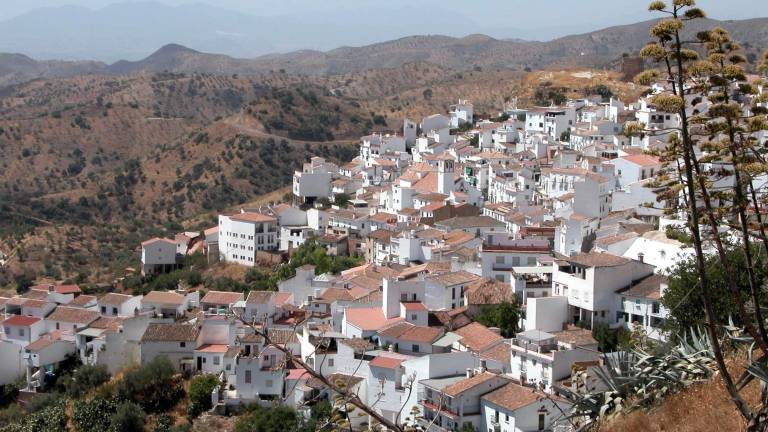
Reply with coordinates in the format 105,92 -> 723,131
187,374 -> 219,417
234,405 -> 301,432
60,364 -> 110,397
109,402 -> 145,432
153,414 -> 173,432
72,397 -> 116,432
115,357 -> 184,413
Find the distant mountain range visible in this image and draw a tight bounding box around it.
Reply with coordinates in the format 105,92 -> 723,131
1,17 -> 767,87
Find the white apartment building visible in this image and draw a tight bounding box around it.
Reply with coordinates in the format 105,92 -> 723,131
218,211 -> 278,266
552,252 -> 655,328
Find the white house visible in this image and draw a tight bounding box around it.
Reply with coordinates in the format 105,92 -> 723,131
139,322 -> 199,373
612,154 -> 662,188
98,293 -> 142,317
481,382 -> 572,432
552,252 -> 655,328
509,327 -> 599,391
141,238 -> 178,276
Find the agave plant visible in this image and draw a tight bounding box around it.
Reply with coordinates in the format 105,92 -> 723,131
558,327 -> 719,430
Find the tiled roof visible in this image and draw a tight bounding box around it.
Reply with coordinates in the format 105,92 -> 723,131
265,328 -> 299,345
229,212 -> 276,223
551,325 -> 598,347
70,295 -> 97,307
201,291 -> 244,305
378,322 -> 442,343
616,274 -> 667,300
454,322 -> 504,352
621,154 -> 661,167
195,344 -> 229,353
99,293 -> 133,305
339,338 -> 375,352
481,382 -> 541,411
89,317 -> 123,331
141,237 -> 176,247
464,278 -> 514,305
370,356 -> 404,369
428,271 -> 480,287
47,306 -> 100,324
4,315 -> 41,326
31,284 -> 81,294
443,372 -> 505,397
480,341 -> 512,364
143,291 -> 185,305
565,251 -> 631,268
141,323 -> 198,342
437,216 -> 505,229
246,290 -> 276,305
345,307 -> 403,332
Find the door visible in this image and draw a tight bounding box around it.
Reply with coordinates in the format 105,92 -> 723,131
197,356 -> 202,371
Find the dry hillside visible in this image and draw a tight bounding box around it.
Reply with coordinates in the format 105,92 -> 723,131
0,65 -> 634,285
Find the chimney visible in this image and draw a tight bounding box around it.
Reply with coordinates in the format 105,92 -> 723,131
466,368 -> 474,378
638,252 -> 645,263
388,344 -> 395,352
48,284 -> 55,293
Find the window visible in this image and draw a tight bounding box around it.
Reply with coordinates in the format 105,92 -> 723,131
328,358 -> 334,367
112,307 -> 118,315
18,329 -> 25,337
226,364 -> 231,371
180,342 -> 186,348
213,356 -> 220,365
412,344 -> 420,353
495,256 -> 505,264
411,314 -> 417,321
452,287 -> 456,299
245,370 -> 252,384
495,275 -> 505,282
3,327 -> 8,335
538,412 -> 545,430
101,306 -> 107,314
56,323 -> 60,330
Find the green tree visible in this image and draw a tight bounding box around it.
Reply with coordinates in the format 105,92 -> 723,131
662,248 -> 762,336
333,193 -> 351,208
473,301 -> 522,337
14,275 -> 32,295
187,374 -> 219,417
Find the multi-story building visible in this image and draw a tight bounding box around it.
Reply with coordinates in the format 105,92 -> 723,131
218,211 -> 278,266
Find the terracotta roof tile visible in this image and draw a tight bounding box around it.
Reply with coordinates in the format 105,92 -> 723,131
4,315 -> 41,326
143,291 -> 185,305
100,293 -> 134,305
47,306 -> 100,324
481,382 -> 541,411
201,291 -> 244,305
443,372 -> 505,397
141,323 -> 198,342
454,322 -> 504,352
370,356 -> 404,369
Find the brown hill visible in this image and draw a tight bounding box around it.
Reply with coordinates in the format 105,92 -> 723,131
2,17 -> 766,88
0,63 -> 640,285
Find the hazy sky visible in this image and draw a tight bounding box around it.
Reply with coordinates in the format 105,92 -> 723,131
3,0 -> 767,27
1,0 -> 767,61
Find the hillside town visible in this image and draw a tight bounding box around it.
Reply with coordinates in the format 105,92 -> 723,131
1,69 -> 766,432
